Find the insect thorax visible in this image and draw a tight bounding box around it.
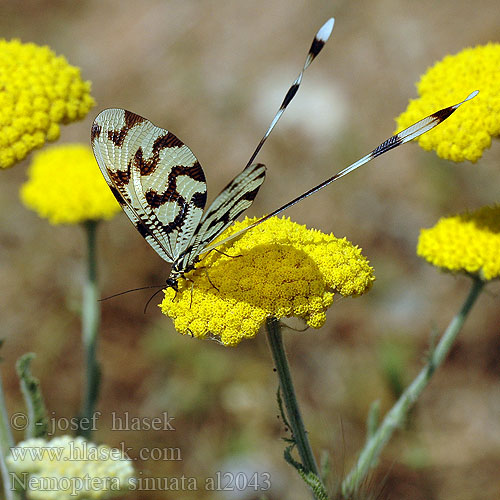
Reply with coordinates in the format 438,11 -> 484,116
166,257 -> 200,291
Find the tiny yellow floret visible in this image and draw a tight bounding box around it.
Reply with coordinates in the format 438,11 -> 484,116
396,43 -> 500,162
20,144 -> 121,224
160,217 -> 375,346
7,435 -> 135,500
417,205 -> 500,281
0,39 -> 95,168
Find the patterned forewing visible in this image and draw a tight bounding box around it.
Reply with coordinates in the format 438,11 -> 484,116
176,163 -> 266,271
126,118 -> 207,257
91,109 -> 207,262
92,110 -> 174,261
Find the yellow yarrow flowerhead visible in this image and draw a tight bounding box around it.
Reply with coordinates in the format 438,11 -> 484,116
161,216 -> 375,347
417,205 -> 500,281
0,39 -> 95,169
20,144 -> 120,225
7,435 -> 135,500
396,43 -> 500,162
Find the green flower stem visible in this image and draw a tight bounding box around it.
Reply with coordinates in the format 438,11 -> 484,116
266,317 -> 320,477
78,220 -> 101,438
342,276 -> 485,496
0,374 -> 21,500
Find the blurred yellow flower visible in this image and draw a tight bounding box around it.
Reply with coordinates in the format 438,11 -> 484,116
20,144 -> 120,225
161,217 -> 375,346
0,39 -> 95,169
7,435 -> 134,500
396,43 -> 500,162
417,205 -> 500,280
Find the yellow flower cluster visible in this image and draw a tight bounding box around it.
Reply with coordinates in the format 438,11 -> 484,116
0,39 -> 95,169
417,205 -> 500,281
20,144 -> 121,225
396,43 -> 500,162
161,217 -> 375,346
7,436 -> 134,500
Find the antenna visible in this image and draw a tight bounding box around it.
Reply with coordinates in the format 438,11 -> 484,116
98,284 -> 165,301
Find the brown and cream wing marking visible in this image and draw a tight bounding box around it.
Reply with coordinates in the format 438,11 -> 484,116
91,109 -> 207,263
178,163 -> 266,265
175,162 -> 267,272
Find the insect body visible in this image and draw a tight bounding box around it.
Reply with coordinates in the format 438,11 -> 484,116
92,18 -> 334,290
92,17 -> 477,291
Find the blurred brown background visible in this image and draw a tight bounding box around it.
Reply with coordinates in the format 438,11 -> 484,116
1,1 -> 499,499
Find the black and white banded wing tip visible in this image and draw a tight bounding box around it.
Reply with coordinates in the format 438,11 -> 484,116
430,89 -> 479,123
391,89 -> 480,148
245,17 -> 335,169
318,17 -> 335,42
335,90 -> 481,179
282,17 -> 335,108
305,17 -> 335,69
